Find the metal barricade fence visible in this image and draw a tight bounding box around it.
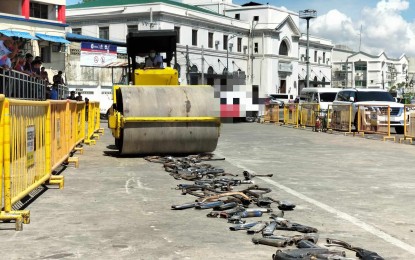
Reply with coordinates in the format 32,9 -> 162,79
329,104 -> 353,134
84,102 -> 97,145
0,95 -> 4,211
76,102 -> 86,145
68,101 -> 78,151
263,104 -> 279,123
0,98 -> 63,230
57,84 -> 69,100
401,105 -> 415,143
283,103 -> 299,127
356,104 -> 394,141
50,100 -> 70,171
0,68 -> 46,100
300,103 -> 319,128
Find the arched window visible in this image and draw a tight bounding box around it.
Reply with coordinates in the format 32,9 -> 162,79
207,66 -> 214,74
190,65 -> 198,85
279,41 -> 288,55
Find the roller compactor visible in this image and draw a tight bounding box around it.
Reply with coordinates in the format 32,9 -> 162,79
108,30 -> 220,155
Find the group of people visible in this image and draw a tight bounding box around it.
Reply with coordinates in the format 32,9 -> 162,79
1,36 -> 47,78
0,35 -> 68,99
67,91 -> 83,101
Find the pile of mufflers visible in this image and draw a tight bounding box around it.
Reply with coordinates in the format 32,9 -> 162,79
145,154 -> 384,260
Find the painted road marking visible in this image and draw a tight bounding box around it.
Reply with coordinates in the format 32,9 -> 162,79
220,154 -> 415,256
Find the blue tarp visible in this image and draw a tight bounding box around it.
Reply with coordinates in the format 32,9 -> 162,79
66,32 -> 126,46
35,33 -> 71,44
0,30 -> 38,40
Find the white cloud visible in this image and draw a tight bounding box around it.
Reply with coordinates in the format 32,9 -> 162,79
376,0 -> 409,11
306,0 -> 415,57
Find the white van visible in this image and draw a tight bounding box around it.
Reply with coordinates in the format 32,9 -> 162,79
268,93 -> 294,107
299,88 -> 342,110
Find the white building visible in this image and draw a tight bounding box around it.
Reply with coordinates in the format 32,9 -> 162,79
0,0 -> 69,79
298,34 -> 333,92
332,46 -> 408,90
66,0 -> 335,102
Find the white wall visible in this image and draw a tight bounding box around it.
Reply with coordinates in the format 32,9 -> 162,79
81,25 -> 98,37
110,24 -> 126,42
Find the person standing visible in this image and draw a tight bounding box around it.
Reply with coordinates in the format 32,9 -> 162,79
67,91 -> 76,100
53,70 -> 65,85
24,53 -> 33,75
76,92 -> 83,101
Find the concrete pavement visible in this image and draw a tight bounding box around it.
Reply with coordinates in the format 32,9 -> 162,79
1,122 -> 414,259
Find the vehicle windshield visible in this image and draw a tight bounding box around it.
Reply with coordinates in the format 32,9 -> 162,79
356,91 -> 395,102
319,93 -> 337,102
270,94 -> 288,99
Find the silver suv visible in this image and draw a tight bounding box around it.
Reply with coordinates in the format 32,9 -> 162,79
333,88 -> 405,134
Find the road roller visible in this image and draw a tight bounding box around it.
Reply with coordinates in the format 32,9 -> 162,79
108,30 -> 220,155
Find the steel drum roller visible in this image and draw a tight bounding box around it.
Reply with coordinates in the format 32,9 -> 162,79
118,86 -> 220,154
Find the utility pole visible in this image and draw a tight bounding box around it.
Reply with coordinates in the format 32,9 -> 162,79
299,9 -> 317,88
345,58 -> 349,88
359,25 -> 362,52
201,45 -> 204,84
186,45 -> 190,84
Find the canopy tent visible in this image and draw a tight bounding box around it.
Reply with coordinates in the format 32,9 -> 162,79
35,33 -> 70,44
0,30 -> 38,40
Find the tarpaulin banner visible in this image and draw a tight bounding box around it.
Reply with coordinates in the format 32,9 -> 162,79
80,42 -> 117,67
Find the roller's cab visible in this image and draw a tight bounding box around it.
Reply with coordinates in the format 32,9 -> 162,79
108,30 -> 220,154
109,30 -> 179,147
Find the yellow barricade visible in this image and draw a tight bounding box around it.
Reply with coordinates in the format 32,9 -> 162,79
0,98 -> 63,230
50,100 -> 70,171
0,95 -> 4,211
84,102 -> 97,145
263,104 -> 279,123
76,102 -> 86,145
330,104 -> 353,134
283,103 -> 299,127
68,101 -> 77,151
356,104 -> 394,141
300,103 -> 319,128
401,105 -> 415,143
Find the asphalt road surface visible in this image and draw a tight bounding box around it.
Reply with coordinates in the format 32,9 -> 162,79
1,122 -> 414,259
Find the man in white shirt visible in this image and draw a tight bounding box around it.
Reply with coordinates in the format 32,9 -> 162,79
145,49 -> 163,68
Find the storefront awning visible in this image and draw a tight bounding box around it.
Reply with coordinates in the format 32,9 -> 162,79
0,30 -> 38,40
35,33 -> 70,44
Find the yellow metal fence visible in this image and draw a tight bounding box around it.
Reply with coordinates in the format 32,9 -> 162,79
402,105 -> 415,143
329,104 -> 353,134
263,104 -> 280,123
356,104 -> 394,141
283,103 -> 300,127
300,103 -> 319,128
0,97 -> 95,230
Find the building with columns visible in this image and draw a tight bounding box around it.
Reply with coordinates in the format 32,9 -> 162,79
331,46 -> 408,90
66,0 -> 336,102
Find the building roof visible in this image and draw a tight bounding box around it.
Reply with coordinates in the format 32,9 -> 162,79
67,0 -> 221,16
241,2 -> 263,6
66,33 -> 127,46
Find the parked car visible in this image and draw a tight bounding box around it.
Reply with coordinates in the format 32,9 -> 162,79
333,88 -> 405,134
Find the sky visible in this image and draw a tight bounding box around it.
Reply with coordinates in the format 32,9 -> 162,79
66,0 -> 415,58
